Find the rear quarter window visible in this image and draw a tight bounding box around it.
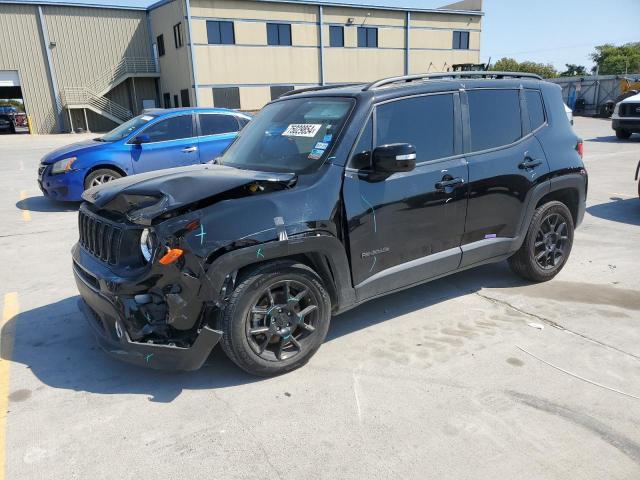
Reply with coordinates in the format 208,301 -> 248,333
467,89 -> 522,151
524,89 -> 546,130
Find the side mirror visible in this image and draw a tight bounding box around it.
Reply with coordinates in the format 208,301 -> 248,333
372,144 -> 416,173
132,134 -> 151,145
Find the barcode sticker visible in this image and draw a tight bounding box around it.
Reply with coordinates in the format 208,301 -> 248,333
282,124 -> 322,137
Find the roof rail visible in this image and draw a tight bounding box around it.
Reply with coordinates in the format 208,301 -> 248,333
364,71 -> 542,91
278,83 -> 362,98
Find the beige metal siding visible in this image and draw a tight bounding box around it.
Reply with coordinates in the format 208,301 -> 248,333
149,0 -> 194,107
44,5 -> 152,93
0,4 -> 58,134
190,0 -> 318,22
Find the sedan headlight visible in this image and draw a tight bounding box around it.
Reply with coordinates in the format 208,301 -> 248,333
140,228 -> 156,263
51,156 -> 77,174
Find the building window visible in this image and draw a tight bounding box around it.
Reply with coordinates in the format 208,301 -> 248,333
174,94 -> 179,107
357,27 -> 378,48
453,31 -> 470,50
267,23 -> 292,46
212,87 -> 241,109
157,34 -> 165,57
329,25 -> 344,47
163,92 -> 171,108
207,20 -> 235,45
181,89 -> 190,108
173,22 -> 183,48
270,85 -> 294,100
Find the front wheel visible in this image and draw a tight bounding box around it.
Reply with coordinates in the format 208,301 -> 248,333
508,201 -> 574,282
84,168 -> 122,191
219,261 -> 331,376
615,129 -> 632,140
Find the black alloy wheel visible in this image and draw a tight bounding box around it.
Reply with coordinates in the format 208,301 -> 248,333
533,213 -> 569,270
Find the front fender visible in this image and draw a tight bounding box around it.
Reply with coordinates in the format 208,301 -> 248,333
203,234 -> 356,313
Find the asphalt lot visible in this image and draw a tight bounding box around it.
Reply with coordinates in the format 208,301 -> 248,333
1,117 -> 639,479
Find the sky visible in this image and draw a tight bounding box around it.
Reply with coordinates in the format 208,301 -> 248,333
19,0 -> 640,72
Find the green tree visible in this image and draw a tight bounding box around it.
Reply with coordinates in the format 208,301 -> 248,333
590,42 -> 640,75
491,57 -> 558,78
560,64 -> 587,77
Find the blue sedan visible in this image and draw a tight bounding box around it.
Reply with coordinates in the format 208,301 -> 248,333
38,107 -> 250,201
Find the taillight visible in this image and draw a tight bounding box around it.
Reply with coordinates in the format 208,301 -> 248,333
576,140 -> 583,158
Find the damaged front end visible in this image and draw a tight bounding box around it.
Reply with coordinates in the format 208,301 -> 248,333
72,164 -> 298,370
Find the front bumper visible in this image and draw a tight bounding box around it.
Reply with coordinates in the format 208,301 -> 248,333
612,118 -> 640,132
38,164 -> 85,201
72,246 -> 222,371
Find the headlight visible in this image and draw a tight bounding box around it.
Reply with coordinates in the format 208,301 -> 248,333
51,156 -> 77,174
140,228 -> 156,263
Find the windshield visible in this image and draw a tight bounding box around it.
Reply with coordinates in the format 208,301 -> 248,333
221,97 -> 354,173
100,113 -> 158,142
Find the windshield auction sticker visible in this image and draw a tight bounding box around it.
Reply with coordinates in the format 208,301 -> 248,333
282,124 -> 322,137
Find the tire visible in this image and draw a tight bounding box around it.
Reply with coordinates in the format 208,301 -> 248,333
219,261 -> 331,376
508,201 -> 574,282
615,129 -> 632,140
84,168 -> 122,190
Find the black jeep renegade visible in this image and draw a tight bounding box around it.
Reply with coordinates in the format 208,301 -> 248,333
72,72 -> 587,376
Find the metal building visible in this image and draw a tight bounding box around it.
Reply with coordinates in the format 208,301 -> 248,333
0,0 -> 483,133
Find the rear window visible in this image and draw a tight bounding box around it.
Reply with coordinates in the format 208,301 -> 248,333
525,89 -> 546,130
467,89 -> 522,151
376,94 -> 455,162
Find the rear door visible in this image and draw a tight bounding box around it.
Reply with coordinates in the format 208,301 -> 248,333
343,92 -> 468,297
196,113 -> 241,163
460,88 -> 549,267
130,113 -> 198,173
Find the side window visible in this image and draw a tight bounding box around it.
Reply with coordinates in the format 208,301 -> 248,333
270,85 -> 294,100
350,116 -> 373,169
180,89 -> 190,108
329,25 -> 344,47
157,35 -> 165,57
525,89 -> 545,130
199,114 -> 239,136
212,87 -> 241,109
375,94 -> 455,162
237,116 -> 249,129
141,115 -> 193,142
467,89 -> 522,151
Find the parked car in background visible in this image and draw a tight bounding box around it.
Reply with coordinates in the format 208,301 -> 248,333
564,103 -> 573,125
73,71 -> 587,376
38,108 -> 251,201
0,114 -> 15,134
611,92 -> 640,139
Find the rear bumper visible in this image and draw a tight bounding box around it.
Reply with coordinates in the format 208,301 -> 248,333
73,251 -> 222,371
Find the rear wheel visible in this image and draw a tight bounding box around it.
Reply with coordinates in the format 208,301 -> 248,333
615,129 -> 632,140
219,261 -> 331,376
508,201 -> 574,282
84,168 -> 122,190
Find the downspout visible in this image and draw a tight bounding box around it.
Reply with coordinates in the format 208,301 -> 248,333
37,6 -> 64,133
185,0 -> 200,106
405,11 -> 410,76
319,5 -> 325,86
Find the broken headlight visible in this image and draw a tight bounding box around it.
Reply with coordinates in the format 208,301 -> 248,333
140,228 -> 156,263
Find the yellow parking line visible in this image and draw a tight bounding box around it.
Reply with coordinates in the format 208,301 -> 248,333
19,192 -> 31,222
0,292 -> 18,480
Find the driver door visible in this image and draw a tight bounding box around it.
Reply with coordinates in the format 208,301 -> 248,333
130,113 -> 198,173
343,92 -> 469,300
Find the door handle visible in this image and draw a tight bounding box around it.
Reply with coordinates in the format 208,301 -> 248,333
182,146 -> 198,153
519,157 -> 542,169
435,176 -> 464,191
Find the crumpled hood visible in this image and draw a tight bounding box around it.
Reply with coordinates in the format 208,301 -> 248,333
41,138 -> 106,164
82,164 -> 297,222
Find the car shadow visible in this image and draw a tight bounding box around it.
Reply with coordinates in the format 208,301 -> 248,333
587,197 -> 640,226
16,195 -> 80,212
585,135 -> 640,143
3,262 -> 525,402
